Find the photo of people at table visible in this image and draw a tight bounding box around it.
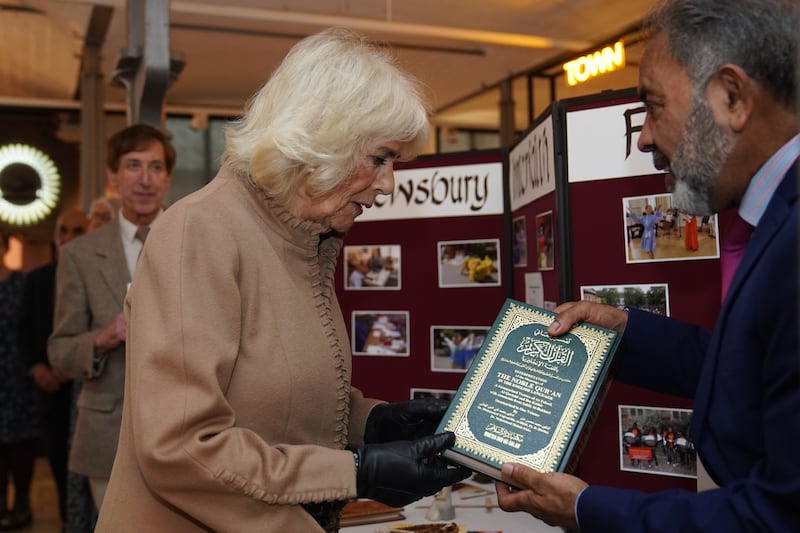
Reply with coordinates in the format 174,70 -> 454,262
430,326 -> 489,372
344,244 -> 401,290
623,193 -> 720,263
351,311 -> 410,356
618,405 -> 697,479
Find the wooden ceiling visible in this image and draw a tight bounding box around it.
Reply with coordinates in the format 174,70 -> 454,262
0,0 -> 657,131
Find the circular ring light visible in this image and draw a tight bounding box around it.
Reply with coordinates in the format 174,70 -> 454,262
0,143 -> 61,226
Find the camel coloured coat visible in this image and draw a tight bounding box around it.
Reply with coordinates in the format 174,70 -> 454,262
96,169 -> 381,532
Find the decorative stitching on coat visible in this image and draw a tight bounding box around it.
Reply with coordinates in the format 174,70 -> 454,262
244,174 -> 351,449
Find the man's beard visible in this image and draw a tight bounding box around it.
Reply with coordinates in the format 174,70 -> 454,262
664,94 -> 736,216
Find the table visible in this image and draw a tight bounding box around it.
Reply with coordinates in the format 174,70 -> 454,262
340,483 -> 563,533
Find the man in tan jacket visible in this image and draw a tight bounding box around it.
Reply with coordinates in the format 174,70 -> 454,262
48,124 -> 175,510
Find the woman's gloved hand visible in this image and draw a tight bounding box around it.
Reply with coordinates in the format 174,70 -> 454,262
351,432 -> 471,507
365,398 -> 450,443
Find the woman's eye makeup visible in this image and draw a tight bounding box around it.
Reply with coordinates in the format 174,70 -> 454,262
368,147 -> 400,169
370,155 -> 388,167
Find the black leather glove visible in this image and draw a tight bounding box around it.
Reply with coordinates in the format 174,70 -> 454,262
364,398 -> 450,444
351,432 -> 471,508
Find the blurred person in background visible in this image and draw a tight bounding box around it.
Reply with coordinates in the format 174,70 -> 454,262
0,232 -> 37,531
87,197 -> 116,233
18,208 -> 88,528
48,124 -> 175,512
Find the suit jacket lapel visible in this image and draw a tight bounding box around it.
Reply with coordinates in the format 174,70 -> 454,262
693,168 -> 798,439
94,218 -> 130,307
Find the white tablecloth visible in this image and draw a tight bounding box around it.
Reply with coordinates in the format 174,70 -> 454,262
340,483 -> 563,533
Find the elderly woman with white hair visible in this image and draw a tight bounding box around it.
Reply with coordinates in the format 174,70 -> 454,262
95,28 -> 469,533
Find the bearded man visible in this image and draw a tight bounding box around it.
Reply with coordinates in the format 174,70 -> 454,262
493,1 -> 800,531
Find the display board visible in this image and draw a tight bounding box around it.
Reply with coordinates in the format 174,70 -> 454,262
507,104 -> 561,310
509,89 -> 726,493
335,150 -> 509,403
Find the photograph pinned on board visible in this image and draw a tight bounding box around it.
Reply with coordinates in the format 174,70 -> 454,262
619,404 -> 696,479
535,210 -> 555,271
581,283 -> 670,317
623,193 -> 720,263
513,215 -> 527,267
410,388 -> 456,402
344,244 -> 401,290
430,326 -> 489,373
437,238 -> 501,287
351,311 -> 410,356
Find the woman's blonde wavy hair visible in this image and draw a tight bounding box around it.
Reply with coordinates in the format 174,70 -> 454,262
222,27 -> 432,203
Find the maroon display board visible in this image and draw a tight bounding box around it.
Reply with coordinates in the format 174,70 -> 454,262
562,92 -> 724,492
507,103 -> 561,308
510,89 -> 726,492
335,150 -> 509,402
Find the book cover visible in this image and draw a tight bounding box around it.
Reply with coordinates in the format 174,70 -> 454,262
436,298 -> 620,479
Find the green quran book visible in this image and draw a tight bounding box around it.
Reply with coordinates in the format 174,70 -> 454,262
436,298 -> 621,479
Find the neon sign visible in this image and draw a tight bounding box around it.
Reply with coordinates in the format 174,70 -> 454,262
0,144 -> 61,226
563,41 -> 626,86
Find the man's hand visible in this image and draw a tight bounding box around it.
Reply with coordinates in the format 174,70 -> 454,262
30,363 -> 68,393
94,312 -> 127,354
547,301 -> 629,337
495,463 -> 588,528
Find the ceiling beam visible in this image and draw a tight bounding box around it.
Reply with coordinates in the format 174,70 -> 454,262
64,0 -> 592,51
169,2 -> 591,50
169,22 -> 486,56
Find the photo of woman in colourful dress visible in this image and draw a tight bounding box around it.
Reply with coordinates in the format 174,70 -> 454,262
627,204 -> 663,259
